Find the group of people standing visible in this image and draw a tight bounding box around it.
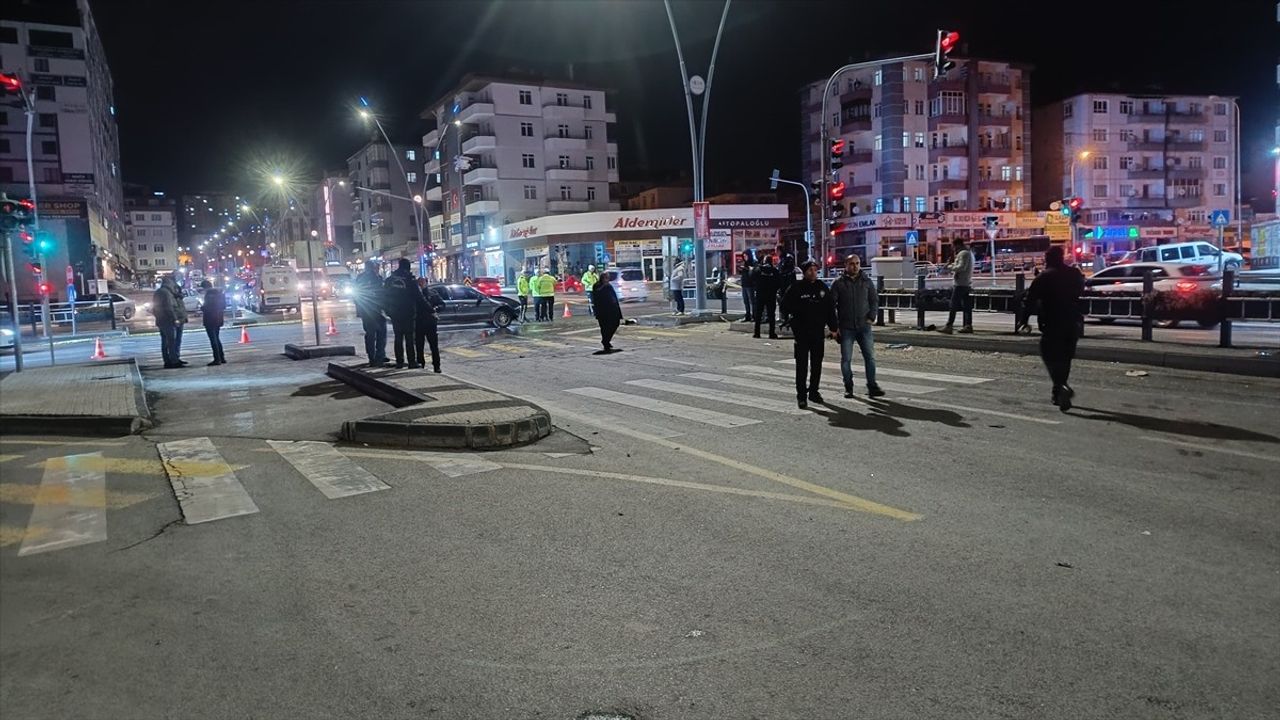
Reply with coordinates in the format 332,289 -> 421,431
516,268 -> 560,322
151,275 -> 226,368
354,258 -> 444,372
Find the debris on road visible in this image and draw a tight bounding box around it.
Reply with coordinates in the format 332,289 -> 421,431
1141,530 -> 1152,536
1125,370 -> 1149,377
887,343 -> 912,350
1055,562 -> 1074,569
684,629 -> 706,638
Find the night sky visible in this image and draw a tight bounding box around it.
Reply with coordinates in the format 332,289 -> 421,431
93,0 -> 1278,210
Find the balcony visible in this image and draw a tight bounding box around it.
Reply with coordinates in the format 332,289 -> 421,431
547,199 -> 590,213
1127,167 -> 1165,179
607,170 -> 619,183
456,101 -> 494,124
545,135 -> 588,151
929,143 -> 969,161
1167,194 -> 1203,208
1166,140 -> 1206,152
461,134 -> 496,153
930,177 -> 969,191
1125,110 -> 1169,122
1124,196 -> 1166,208
465,199 -> 500,216
425,186 -> 442,202
848,184 -> 873,196
423,128 -> 440,147
977,113 -> 1014,127
1127,140 -> 1167,152
978,178 -> 1015,190
848,149 -> 873,164
424,158 -> 441,174
1168,167 -> 1206,179
978,79 -> 1012,95
930,110 -> 967,125
463,166 -> 498,185
605,112 -> 616,123
1168,112 -> 1208,125
841,115 -> 872,131
978,144 -> 1014,158
543,103 -> 586,120
546,167 -> 590,182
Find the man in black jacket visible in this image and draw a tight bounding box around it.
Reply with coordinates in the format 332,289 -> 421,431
753,256 -> 780,339
413,278 -> 444,373
199,280 -> 227,366
1021,246 -> 1085,410
354,260 -> 387,366
776,251 -> 797,328
739,255 -> 756,322
591,271 -> 624,354
383,258 -> 419,368
781,260 -> 836,409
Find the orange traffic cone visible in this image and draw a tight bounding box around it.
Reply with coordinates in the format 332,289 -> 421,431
89,336 -> 107,360
238,325 -> 251,344
563,302 -> 572,318
325,316 -> 339,336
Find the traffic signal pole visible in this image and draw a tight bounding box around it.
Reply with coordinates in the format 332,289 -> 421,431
2,233 -> 23,371
13,74 -> 52,340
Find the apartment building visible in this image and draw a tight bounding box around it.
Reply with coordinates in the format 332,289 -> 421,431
126,193 -> 178,283
420,74 -> 620,281
801,57 -> 1031,261
1033,93 -> 1238,254
346,141 -> 418,261
1,0 -> 126,289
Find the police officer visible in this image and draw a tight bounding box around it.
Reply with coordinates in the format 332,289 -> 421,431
782,259 -> 836,409
776,251 -> 797,328
354,260 -> 387,366
581,264 -> 599,317
382,258 -> 419,368
414,278 -> 444,373
537,268 -> 557,322
516,269 -> 531,322
740,254 -> 756,322
753,255 -> 780,339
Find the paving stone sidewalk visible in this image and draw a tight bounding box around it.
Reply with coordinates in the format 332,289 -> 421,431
0,359 -> 151,435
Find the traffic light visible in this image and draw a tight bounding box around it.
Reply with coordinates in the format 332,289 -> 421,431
37,280 -> 53,297
934,30 -> 960,80
830,138 -> 845,172
829,181 -> 846,202
0,72 -> 21,95
680,238 -> 694,255
810,180 -> 821,206
33,230 -> 54,254
1061,197 -> 1084,221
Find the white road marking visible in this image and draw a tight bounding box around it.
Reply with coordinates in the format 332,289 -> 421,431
1139,435 -> 1280,463
557,328 -> 600,336
625,378 -> 808,415
565,387 -> 760,428
157,437 -> 259,524
343,449 -> 502,477
771,358 -> 991,384
731,364 -> 942,395
267,440 -> 390,499
18,452 -> 107,556
525,395 -> 685,439
652,357 -> 702,367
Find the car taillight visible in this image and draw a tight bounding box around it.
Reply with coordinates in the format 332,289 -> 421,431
1174,280 -> 1198,293
1184,264 -> 1210,276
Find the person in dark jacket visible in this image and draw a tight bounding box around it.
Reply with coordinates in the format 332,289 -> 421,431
829,254 -> 884,398
383,258 -> 419,368
776,251 -> 797,328
1021,245 -> 1085,410
414,278 -> 444,373
169,277 -> 189,367
354,260 -> 387,366
591,271 -> 624,354
781,260 -> 836,408
753,256 -> 780,339
200,280 -> 227,366
152,276 -> 183,368
739,255 -> 756,322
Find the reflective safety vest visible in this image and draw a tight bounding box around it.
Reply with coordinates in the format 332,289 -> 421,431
517,275 -> 530,297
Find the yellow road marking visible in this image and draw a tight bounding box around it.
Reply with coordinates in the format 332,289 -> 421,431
444,347 -> 488,358
23,457 -> 247,476
485,344 -> 528,355
521,338 -> 570,349
0,525 -> 46,548
0,439 -> 128,447
0,454 -> 21,464
627,328 -> 686,337
0,483 -> 157,509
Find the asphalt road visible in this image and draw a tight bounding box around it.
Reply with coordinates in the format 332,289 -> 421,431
1,320 -> 1277,719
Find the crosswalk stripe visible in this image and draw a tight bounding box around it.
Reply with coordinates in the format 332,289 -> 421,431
17,452 -> 107,556
770,358 -> 990,384
444,347 -> 488,358
732,365 -> 942,395
627,328 -> 686,337
520,338 -> 569,349
521,394 -> 685,438
625,378 -> 808,415
565,387 -> 760,428
158,437 -> 259,524
267,440 -> 390,499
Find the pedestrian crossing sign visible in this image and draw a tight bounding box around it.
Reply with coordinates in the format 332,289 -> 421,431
1210,209 -> 1230,227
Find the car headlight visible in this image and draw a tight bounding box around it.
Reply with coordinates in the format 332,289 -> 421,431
0,328 -> 13,337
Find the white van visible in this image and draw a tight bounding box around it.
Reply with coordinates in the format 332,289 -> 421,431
255,266 -> 300,314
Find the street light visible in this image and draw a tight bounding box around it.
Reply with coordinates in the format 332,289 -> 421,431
357,100 -> 425,277
1070,150 -> 1090,198
305,229 -> 321,345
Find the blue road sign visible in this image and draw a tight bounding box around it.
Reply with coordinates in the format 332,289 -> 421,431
1210,209 -> 1231,226
905,230 -> 919,246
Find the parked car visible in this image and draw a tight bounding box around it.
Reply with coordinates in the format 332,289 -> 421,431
432,284 -> 520,328
82,292 -> 137,320
555,274 -> 584,294
1132,242 -> 1244,271
0,310 -> 14,351
1085,262 -> 1220,329
608,268 -> 650,303
181,289 -> 203,314
471,276 -> 504,297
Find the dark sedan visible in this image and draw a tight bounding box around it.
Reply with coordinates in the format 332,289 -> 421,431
430,284 -> 520,328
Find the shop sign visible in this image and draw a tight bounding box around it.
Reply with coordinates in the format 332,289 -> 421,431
693,201 -> 710,241
1044,212 -> 1071,241
508,224 -> 539,240
612,215 -> 689,230
706,228 -> 732,251
1139,227 -> 1178,239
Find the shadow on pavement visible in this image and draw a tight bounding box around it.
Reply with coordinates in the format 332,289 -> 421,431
291,379 -> 365,401
810,402 -> 910,437
853,397 -> 972,428
1067,406 -> 1280,444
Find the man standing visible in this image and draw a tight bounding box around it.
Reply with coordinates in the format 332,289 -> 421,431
1022,246 -> 1085,410
581,264 -> 599,317
739,254 -> 755,322
152,276 -> 183,369
200,280 -> 227,366
941,237 -> 974,334
354,260 -> 387,366
414,278 -> 444,373
591,271 -> 623,354
529,268 -> 545,321
383,258 -> 419,368
537,268 -> 557,322
776,251 -> 796,327
781,260 -> 835,409
753,255 -> 780,339
169,277 -> 188,366
669,260 -> 687,316
516,269 -> 531,322
830,255 -> 885,398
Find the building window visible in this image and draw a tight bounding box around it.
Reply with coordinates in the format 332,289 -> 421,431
1213,130 -> 1227,143
1214,102 -> 1227,116
607,156 -> 616,170
1188,129 -> 1204,142
914,100 -> 924,115
520,122 -> 534,137
873,134 -> 882,151
1119,184 -> 1134,197
33,58 -> 50,73
559,186 -> 571,200
1093,184 -> 1108,197
40,140 -> 57,155
1092,155 -> 1108,170
151,213 -> 162,221
0,112 -> 7,126
139,259 -> 149,266
1062,102 -> 1073,119
1187,156 -> 1202,169
154,244 -> 165,252
1119,100 -> 1134,114
558,155 -> 570,168
41,167 -> 59,183
523,185 -> 537,200
912,67 -> 924,82
914,164 -> 925,180
913,132 -> 925,148
405,149 -> 416,161
137,243 -> 148,251
521,153 -> 535,168
1188,102 -> 1201,115
874,198 -> 884,213
585,156 -> 595,170
155,259 -> 166,266
557,123 -> 569,138
583,125 -> 593,140
1212,156 -> 1227,169
587,186 -> 597,201
902,132 -> 910,148
406,172 -> 417,184
555,92 -> 569,106
1213,183 -> 1227,196
1014,166 -> 1023,181
1091,128 -> 1108,143
915,196 -> 926,212
39,113 -> 57,128
583,95 -> 592,109
1092,99 -> 1109,114
518,90 -> 532,105
1000,165 -> 1011,181
1119,156 -> 1133,170
135,228 -> 147,237
35,85 -> 55,100
1118,129 -> 1134,142
872,103 -> 881,118
873,69 -> 882,86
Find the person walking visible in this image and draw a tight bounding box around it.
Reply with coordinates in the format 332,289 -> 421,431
753,255 -> 780,339
152,276 -> 183,369
669,260 -> 687,316
516,269 -> 531,322
740,255 -> 756,322
382,258 -> 419,368
781,260 -> 835,409
941,237 -> 974,334
1021,245 -> 1085,410
537,268 -> 557,322
591,271 -> 623,354
414,278 -> 444,373
581,264 -> 599,317
200,280 -> 227,366
354,260 -> 387,366
830,254 -> 885,398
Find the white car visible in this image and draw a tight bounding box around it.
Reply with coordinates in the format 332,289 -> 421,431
1085,262 -> 1218,294
83,292 -> 137,320
610,267 -> 650,303
1131,241 -> 1243,271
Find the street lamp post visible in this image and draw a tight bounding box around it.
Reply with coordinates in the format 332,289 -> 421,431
769,169 -> 812,258
307,229 -> 321,345
421,117 -> 462,282
359,101 -> 426,280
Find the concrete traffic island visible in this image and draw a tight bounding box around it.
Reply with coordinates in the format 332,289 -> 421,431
326,360 -> 551,449
285,343 -> 355,360
0,358 -> 152,436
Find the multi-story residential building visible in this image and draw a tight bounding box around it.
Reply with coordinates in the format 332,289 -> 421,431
1033,93 -> 1239,255
624,185 -> 693,211
1,0 -> 126,292
347,140 -> 417,263
125,193 -> 178,284
313,171 -> 355,262
420,73 -> 620,281
181,192 -> 246,247
801,57 -> 1031,262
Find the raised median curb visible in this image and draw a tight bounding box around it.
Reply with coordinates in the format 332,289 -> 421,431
326,360 -> 551,449
725,321 -> 1279,378
0,358 -> 153,436
284,343 -> 355,360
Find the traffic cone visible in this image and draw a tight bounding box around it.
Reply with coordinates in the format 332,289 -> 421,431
90,336 -> 107,360
325,316 -> 339,336
238,325 -> 251,344
563,302 -> 572,318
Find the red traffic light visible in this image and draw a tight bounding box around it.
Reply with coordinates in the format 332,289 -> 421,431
940,31 -> 960,53
830,138 -> 845,156
829,181 -> 846,201
0,73 -> 21,94
37,282 -> 52,296
1067,197 -> 1084,210
17,198 -> 34,212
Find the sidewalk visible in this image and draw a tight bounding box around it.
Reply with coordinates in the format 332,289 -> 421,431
726,322 -> 1280,378
0,359 -> 152,435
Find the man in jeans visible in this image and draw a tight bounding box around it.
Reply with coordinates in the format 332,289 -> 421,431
941,237 -> 974,334
830,255 -> 885,398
